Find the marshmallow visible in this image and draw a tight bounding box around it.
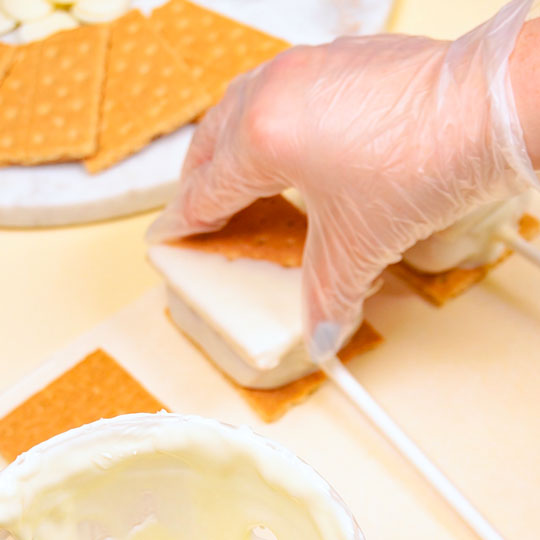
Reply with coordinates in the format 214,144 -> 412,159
1,0 -> 52,23
19,11 -> 78,43
0,8 -> 15,35
71,0 -> 130,24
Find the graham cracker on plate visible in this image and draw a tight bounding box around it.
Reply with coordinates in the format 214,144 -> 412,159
151,0 -> 290,105
389,214 -> 540,306
0,349 -> 167,463
0,46 -> 36,165
85,10 -> 211,173
0,25 -> 109,166
169,196 -> 383,422
0,43 -> 14,82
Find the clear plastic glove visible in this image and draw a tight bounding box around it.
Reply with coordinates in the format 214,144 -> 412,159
148,0 -> 539,363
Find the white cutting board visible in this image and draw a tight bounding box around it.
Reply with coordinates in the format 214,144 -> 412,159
0,0 -> 394,227
1,236 -> 539,540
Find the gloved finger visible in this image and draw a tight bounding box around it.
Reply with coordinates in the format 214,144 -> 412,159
182,104 -> 226,174
181,74 -> 247,174
147,78 -> 250,242
146,161 -> 216,243
301,199 -> 383,363
146,82 -> 240,243
147,96 -> 285,243
148,48 -> 315,244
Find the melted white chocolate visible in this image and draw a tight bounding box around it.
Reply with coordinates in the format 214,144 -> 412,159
0,414 -> 362,540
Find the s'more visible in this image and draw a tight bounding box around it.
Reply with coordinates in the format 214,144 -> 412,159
149,195 -> 382,422
392,192 -> 540,305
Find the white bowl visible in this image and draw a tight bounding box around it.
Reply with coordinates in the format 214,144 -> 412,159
0,413 -> 364,540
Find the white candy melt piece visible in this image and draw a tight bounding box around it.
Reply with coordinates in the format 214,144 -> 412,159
1,0 -> 52,23
0,9 -> 16,35
71,0 -> 130,23
19,11 -> 78,43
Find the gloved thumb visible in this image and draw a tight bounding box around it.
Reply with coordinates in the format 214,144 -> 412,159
146,82 -> 282,244
145,162 -> 235,243
146,154 -> 282,244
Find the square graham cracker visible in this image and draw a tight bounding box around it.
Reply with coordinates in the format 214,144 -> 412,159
389,214 -> 540,306
168,309 -> 382,422
85,10 -> 211,174
0,349 -> 168,463
172,196 -> 307,266
0,25 -> 109,166
168,196 -> 384,422
151,0 -> 290,105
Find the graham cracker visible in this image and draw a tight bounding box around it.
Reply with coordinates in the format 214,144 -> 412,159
151,0 -> 290,105
169,195 -> 384,422
389,214 -> 540,306
0,349 -> 167,463
0,47 -> 34,164
0,25 -> 109,166
0,43 -> 14,82
169,310 -> 382,422
85,10 -> 211,173
237,323 -> 382,422
172,196 -> 306,266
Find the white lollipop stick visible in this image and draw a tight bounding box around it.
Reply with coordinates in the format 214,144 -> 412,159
496,225 -> 540,269
320,356 -> 504,540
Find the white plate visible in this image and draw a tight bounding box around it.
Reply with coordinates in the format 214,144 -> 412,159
0,0 -> 394,227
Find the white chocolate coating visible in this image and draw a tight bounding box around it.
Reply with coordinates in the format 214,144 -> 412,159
149,245 -> 315,388
403,193 -> 533,273
0,413 -> 363,540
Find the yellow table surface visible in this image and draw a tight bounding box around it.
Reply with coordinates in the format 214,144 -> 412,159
0,0 -> 510,389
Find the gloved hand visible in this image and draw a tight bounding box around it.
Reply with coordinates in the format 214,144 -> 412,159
148,0 -> 538,363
